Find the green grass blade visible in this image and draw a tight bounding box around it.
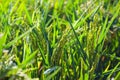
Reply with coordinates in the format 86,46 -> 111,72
107,62 -> 120,79
5,25 -> 37,48
45,66 -> 61,80
19,49 -> 38,68
66,13 -> 89,67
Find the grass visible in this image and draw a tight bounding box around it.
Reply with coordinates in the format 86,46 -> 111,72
0,0 -> 120,80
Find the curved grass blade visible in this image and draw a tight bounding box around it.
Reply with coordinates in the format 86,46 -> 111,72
66,13 -> 89,67
19,49 -> 38,68
5,25 -> 37,48
44,66 -> 61,80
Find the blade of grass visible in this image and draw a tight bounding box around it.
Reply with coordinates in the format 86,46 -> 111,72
107,62 -> 120,79
114,72 -> 120,80
37,42 -> 49,66
45,66 -> 61,80
73,0 -> 97,29
19,49 -> 38,68
4,25 -> 37,48
0,27 -> 9,57
66,13 -> 89,67
98,1 -> 120,45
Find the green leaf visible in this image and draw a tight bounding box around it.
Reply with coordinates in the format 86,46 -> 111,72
5,25 -> 37,48
45,66 -> 61,80
19,49 -> 38,68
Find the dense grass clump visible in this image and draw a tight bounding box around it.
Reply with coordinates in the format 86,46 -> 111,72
0,0 -> 120,80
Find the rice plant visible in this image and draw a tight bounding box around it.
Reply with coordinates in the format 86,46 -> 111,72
0,0 -> 120,80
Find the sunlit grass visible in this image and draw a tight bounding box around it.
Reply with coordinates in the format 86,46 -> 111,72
0,0 -> 120,80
